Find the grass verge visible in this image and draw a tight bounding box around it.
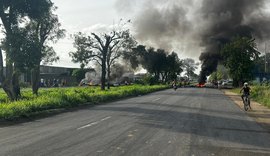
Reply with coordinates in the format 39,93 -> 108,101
0,85 -> 169,120
231,86 -> 270,108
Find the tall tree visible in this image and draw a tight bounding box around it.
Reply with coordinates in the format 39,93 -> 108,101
23,5 -> 65,95
164,52 -> 183,81
70,29 -> 134,90
106,30 -> 136,89
142,48 -> 167,79
0,0 -> 53,100
221,36 -> 260,86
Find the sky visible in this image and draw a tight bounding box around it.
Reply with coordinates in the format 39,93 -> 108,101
51,0 -> 202,68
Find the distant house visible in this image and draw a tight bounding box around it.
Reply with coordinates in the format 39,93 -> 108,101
254,72 -> 270,82
19,65 -> 79,87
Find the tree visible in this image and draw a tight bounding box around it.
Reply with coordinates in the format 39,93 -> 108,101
143,48 -> 167,80
221,36 -> 260,86
106,29 -> 136,89
23,5 -> 65,95
209,71 -> 223,82
162,52 -> 183,82
123,45 -> 147,70
0,0 -> 53,100
183,58 -> 199,81
124,45 -> 182,82
128,46 -> 167,80
70,28 -> 135,90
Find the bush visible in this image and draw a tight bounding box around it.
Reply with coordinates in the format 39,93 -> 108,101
143,75 -> 159,85
0,85 -> 169,119
250,85 -> 270,108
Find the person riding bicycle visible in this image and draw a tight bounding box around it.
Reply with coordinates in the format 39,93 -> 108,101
172,80 -> 177,90
240,82 -> 251,103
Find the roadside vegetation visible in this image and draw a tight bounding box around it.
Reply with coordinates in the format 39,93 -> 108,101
231,85 -> 270,108
0,85 -> 168,120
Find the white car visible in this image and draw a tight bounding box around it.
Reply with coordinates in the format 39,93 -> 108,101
222,80 -> 233,88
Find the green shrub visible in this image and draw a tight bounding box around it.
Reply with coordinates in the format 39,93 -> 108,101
143,75 -> 159,85
0,85 -> 169,119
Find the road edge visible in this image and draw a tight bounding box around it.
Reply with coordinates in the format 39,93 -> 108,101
222,89 -> 270,132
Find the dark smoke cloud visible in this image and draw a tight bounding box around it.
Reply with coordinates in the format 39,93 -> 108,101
115,0 -> 270,82
133,0 -> 194,51
115,0 -> 201,58
198,0 -> 270,82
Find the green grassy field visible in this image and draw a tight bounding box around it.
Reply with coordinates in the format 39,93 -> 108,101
0,85 -> 169,120
231,85 -> 270,108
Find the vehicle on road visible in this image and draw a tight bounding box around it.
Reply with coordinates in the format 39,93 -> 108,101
222,80 -> 233,89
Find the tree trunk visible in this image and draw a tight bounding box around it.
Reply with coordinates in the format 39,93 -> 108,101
161,73 -> 165,82
12,70 -> 21,100
31,64 -> 40,95
2,63 -> 21,101
0,12 -> 21,100
107,67 -> 111,90
0,50 -> 14,100
101,58 -> 106,90
0,49 -> 4,84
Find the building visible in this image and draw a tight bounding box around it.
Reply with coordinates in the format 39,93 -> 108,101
20,65 -> 79,87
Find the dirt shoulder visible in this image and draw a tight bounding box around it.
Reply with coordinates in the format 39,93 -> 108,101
223,89 -> 270,132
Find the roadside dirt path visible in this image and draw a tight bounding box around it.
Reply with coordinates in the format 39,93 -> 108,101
223,89 -> 270,132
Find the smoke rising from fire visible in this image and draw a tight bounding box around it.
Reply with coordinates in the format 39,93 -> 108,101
115,0 -> 270,81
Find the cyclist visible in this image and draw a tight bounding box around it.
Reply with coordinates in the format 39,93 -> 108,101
240,82 -> 251,108
172,80 -> 177,90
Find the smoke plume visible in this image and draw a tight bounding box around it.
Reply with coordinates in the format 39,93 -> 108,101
197,0 -> 270,82
115,0 -> 270,82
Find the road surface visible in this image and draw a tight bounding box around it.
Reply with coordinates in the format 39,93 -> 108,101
1,88 -> 270,156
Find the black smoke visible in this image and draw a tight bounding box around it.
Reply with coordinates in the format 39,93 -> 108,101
133,0 -> 193,51
115,0 -> 270,82
198,0 -> 270,83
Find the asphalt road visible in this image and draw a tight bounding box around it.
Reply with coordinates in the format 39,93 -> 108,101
1,88 -> 270,156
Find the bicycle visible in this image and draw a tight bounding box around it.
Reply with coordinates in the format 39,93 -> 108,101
242,94 -> 251,111
173,84 -> 177,91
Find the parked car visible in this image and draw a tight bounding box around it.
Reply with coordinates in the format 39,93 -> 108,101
222,80 -> 233,88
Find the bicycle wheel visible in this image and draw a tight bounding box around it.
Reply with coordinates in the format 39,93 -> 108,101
244,98 -> 249,111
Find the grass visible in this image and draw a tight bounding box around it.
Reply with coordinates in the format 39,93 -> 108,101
231,85 -> 270,108
0,85 -> 169,120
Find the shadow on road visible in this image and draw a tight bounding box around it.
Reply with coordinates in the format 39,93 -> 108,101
91,103 -> 270,150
